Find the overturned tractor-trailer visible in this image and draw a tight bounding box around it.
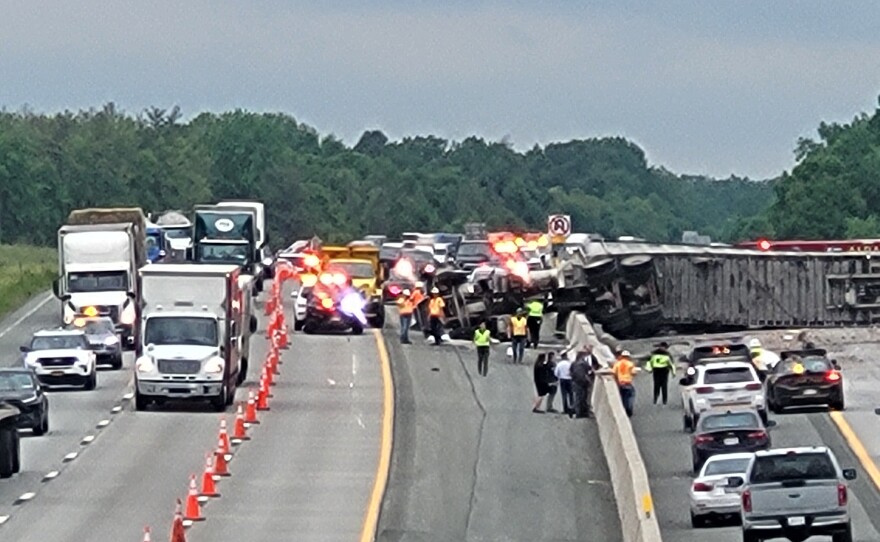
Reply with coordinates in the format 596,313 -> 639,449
433,236 -> 880,340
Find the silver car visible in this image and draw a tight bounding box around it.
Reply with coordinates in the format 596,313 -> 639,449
689,452 -> 754,527
71,316 -> 123,369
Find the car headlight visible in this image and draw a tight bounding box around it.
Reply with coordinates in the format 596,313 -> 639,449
204,357 -> 224,374
135,357 -> 155,373
104,336 -> 120,346
24,357 -> 39,367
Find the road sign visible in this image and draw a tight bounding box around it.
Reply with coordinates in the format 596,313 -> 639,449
548,214 -> 571,244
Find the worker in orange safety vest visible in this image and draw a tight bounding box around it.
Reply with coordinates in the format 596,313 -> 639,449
427,287 -> 445,345
397,289 -> 416,344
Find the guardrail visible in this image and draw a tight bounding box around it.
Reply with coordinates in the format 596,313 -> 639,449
565,312 -> 662,542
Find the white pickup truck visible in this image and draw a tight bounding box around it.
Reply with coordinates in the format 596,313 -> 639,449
734,446 -> 857,542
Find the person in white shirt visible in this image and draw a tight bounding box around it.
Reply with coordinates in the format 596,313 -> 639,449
554,353 -> 574,417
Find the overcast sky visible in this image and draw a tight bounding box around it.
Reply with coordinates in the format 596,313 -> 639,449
2,1 -> 880,179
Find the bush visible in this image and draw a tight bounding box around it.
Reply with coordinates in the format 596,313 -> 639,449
0,245 -> 56,320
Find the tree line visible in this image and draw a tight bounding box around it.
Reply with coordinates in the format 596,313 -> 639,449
0,103 -> 776,248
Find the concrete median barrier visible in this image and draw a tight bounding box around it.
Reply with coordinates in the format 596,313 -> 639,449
566,311 -> 662,542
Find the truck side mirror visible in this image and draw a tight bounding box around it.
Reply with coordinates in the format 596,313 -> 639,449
126,291 -> 136,299
843,469 -> 857,481
19,345 -> 29,353
52,277 -> 61,298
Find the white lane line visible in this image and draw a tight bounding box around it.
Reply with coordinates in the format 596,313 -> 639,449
357,414 -> 366,429
327,378 -> 336,386
15,492 -> 36,504
97,419 -> 111,428
81,435 -> 95,445
0,515 -> 9,525
111,405 -> 122,413
122,392 -> 134,401
42,471 -> 60,482
63,452 -> 78,462
0,293 -> 53,340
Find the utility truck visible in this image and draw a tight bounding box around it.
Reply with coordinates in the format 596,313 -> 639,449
134,264 -> 256,412
193,204 -> 263,293
53,208 -> 147,347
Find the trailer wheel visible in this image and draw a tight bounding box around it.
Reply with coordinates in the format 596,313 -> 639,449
0,427 -> 19,478
598,308 -> 633,336
583,258 -> 619,286
620,255 -> 655,284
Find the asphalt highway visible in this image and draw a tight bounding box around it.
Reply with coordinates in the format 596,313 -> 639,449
621,340 -> 880,542
377,317 -> 623,542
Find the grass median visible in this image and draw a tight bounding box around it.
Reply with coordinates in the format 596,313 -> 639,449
0,244 -> 56,320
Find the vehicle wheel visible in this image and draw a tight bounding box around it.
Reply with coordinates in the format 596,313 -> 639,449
742,528 -> 761,542
111,355 -> 123,370
84,372 -> 97,391
134,391 -> 149,412
33,413 -> 48,436
0,428 -> 17,478
351,323 -> 365,335
225,384 -> 236,406
303,322 -> 316,335
210,384 -> 228,412
690,512 -> 706,529
831,396 -> 845,411
758,408 -> 769,426
832,524 -> 853,542
692,453 -> 703,473
294,319 -> 304,331
599,308 -> 633,336
683,413 -> 692,433
236,358 -> 248,386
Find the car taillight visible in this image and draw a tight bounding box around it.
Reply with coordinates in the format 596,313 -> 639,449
692,482 -> 713,492
694,435 -> 714,444
838,483 -> 847,506
747,431 -> 767,440
826,370 -> 842,382
695,386 -> 715,394
742,489 -> 752,512
745,383 -> 763,391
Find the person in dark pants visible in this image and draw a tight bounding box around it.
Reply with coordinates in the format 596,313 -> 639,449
473,321 -> 492,377
571,346 -> 600,418
428,288 -> 446,345
525,299 -> 543,348
646,342 -> 675,405
532,352 -> 558,413
554,353 -> 573,415
613,351 -> 637,417
508,308 -> 529,364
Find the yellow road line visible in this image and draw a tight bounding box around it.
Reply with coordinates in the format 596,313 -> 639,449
359,329 -> 395,542
829,411 -> 880,491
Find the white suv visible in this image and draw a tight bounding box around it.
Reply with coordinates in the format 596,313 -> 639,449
680,361 -> 766,431
21,329 -> 97,390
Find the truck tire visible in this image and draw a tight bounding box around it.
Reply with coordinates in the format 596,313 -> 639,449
832,524 -> 853,542
583,258 -> 619,286
237,359 -> 248,386
598,308 -> 633,336
742,528 -> 761,542
210,384 -> 228,412
110,355 -> 123,370
620,255 -> 655,284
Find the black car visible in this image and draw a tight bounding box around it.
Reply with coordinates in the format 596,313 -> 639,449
70,316 -> 123,369
455,240 -> 496,270
691,409 -> 769,472
0,369 -> 49,435
766,349 -> 844,412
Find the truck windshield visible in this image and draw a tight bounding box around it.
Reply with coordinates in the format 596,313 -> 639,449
68,271 -> 128,292
457,242 -> 490,257
750,452 -> 837,483
144,317 -> 218,347
330,262 -> 375,279
197,244 -> 249,264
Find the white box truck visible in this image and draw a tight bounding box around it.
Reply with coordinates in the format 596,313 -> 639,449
54,209 -> 146,347
133,264 -> 257,412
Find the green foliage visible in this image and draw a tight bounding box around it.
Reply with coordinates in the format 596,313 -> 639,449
0,245 -> 56,319
0,104 -> 774,247
766,99 -> 880,239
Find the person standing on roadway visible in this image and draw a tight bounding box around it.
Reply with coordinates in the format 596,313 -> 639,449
525,298 -> 544,348
428,288 -> 446,345
571,345 -> 599,418
646,341 -> 675,405
473,321 -> 492,377
532,351 -> 558,413
612,350 -> 638,417
509,308 -> 529,364
397,289 -> 415,344
554,352 -> 574,416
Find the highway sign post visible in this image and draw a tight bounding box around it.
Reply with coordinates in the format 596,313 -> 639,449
548,214 -> 571,245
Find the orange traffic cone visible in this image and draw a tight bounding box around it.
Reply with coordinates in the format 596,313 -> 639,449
214,437 -> 231,476
200,453 -> 220,498
233,403 -> 250,441
279,323 -> 289,349
142,526 -> 152,541
268,349 -> 280,375
263,363 -> 275,387
218,419 -> 230,455
245,390 -> 260,424
170,499 -> 187,542
257,380 -> 271,411
183,475 -> 205,522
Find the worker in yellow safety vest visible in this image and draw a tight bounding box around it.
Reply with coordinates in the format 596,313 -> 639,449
509,308 -> 529,364
645,342 -> 676,405
474,321 -> 492,376
428,287 -> 446,345
526,299 -> 544,349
